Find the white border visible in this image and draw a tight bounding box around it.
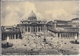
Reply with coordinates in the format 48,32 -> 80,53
0,0 -> 80,56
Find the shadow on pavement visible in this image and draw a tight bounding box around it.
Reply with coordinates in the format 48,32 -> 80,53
2,42 -> 13,48
70,41 -> 79,44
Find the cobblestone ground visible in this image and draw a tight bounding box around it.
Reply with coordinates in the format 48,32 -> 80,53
2,32 -> 79,55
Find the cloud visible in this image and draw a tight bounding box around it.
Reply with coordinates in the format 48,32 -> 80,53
2,12 -> 20,26
45,8 -> 78,21
20,2 -> 37,19
2,1 -> 78,26
2,2 -> 38,26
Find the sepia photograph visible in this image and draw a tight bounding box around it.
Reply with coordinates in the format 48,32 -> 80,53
1,0 -> 79,55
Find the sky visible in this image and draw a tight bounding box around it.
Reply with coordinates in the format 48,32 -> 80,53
1,1 -> 79,26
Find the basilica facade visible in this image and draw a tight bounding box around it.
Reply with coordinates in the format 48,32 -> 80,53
17,11 -> 47,33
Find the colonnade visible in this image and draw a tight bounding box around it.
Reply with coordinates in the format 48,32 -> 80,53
23,25 -> 45,32
55,32 -> 79,39
2,33 -> 21,40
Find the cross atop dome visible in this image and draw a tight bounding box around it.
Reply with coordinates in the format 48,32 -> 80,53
32,10 -> 33,13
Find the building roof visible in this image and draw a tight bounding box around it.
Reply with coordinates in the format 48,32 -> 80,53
72,18 -> 79,20
47,21 -> 54,25
54,20 -> 71,23
49,28 -> 78,33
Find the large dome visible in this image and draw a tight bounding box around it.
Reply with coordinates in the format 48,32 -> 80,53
28,11 -> 37,21
29,11 -> 36,17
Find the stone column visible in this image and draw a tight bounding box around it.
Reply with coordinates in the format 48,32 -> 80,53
62,33 -> 64,38
72,33 -> 74,38
23,26 -> 25,32
42,25 -> 43,31
24,26 -> 25,32
41,26 -> 42,32
17,34 -> 18,39
67,33 -> 68,39
17,34 -> 19,39
14,34 -> 16,39
61,33 -> 62,38
35,26 -> 36,32
68,33 -> 69,38
67,33 -> 68,37
12,34 -> 14,39
65,33 -> 66,38
63,33 -> 65,38
41,26 -> 42,31
40,26 -> 41,32
29,26 -> 31,32
34,26 -> 35,32
11,34 -> 12,39
58,33 -> 59,37
2,34 -> 4,40
13,34 -> 15,39
65,33 -> 66,37
3,35 -> 5,39
18,34 -> 19,39
10,35 -> 12,39
28,26 -> 30,32
38,26 -> 39,32
55,33 -> 58,37
15,34 -> 16,39
66,33 -> 67,37
59,33 -> 61,38
13,34 -> 14,39
28,26 -> 29,32
12,34 -> 13,39
36,26 -> 37,32
39,26 -> 41,32
31,26 -> 32,32
8,35 -> 9,39
32,26 -> 33,32
71,33 -> 73,38
69,33 -> 70,39
27,26 -> 28,32
37,26 -> 38,32
30,26 -> 31,32
69,33 -> 71,39
9,35 -> 10,39
16,34 -> 17,39
64,33 -> 65,38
